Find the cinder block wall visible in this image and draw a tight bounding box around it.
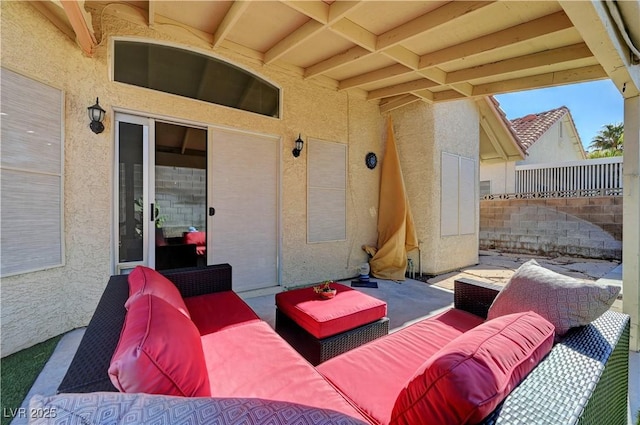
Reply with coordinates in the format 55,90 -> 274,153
155,166 -> 206,238
480,197 -> 622,260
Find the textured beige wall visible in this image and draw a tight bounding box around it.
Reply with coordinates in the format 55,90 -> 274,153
480,161 -> 517,194
519,118 -> 584,165
391,100 -> 480,275
0,2 -> 382,355
1,2 -> 114,357
1,2 -> 481,355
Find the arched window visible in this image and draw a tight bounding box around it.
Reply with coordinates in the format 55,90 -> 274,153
114,41 -> 280,118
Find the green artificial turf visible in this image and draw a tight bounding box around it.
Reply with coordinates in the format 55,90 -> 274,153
1,335 -> 62,425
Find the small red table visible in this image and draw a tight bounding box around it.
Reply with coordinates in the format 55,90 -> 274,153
275,283 -> 389,365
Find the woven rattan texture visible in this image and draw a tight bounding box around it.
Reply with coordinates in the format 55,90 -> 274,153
162,264 -> 232,297
57,275 -> 128,393
454,278 -> 502,319
276,309 -> 389,365
479,310 -> 629,425
57,265 -> 233,394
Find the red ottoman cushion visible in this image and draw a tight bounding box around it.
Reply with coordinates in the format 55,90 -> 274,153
391,311 -> 555,425
109,294 -> 210,396
276,284 -> 386,339
125,265 -> 190,318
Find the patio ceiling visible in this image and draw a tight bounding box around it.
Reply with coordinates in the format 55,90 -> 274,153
32,1 -> 640,112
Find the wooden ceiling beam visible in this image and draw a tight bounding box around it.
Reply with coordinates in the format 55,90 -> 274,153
281,1 -> 330,24
265,20 -> 324,63
339,63 -> 412,90
480,117 -> 508,160
446,43 -> 594,84
433,90 -> 467,102
304,45 -> 370,78
368,78 -> 439,100
379,94 -> 421,113
330,18 -> 376,51
376,1 -> 495,50
472,64 -> 607,96
328,1 -> 362,23
411,89 -> 434,103
332,12 -> 575,100
60,1 -> 97,56
268,1 -> 362,64
448,83 -> 474,97
213,1 -> 250,49
303,2 -> 493,82
381,45 -> 419,69
148,0 -> 155,27
560,0 -> 640,98
31,1 -> 76,41
419,11 -> 574,69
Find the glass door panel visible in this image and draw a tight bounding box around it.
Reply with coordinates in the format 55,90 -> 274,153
117,121 -> 146,263
154,122 -> 207,270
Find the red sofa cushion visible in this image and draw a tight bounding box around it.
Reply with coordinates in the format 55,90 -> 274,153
184,231 -> 206,255
108,294 -> 210,396
201,320 -> 367,422
275,283 -> 387,339
184,291 -> 261,335
391,311 -> 555,425
125,265 -> 190,318
317,308 -> 484,424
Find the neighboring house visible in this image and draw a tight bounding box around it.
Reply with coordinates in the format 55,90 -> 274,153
1,1 -> 639,355
479,99 -> 587,195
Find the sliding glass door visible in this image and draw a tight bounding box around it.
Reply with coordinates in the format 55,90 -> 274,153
114,113 -> 207,273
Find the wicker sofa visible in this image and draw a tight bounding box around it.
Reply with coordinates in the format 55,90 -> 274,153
55,265 -> 630,425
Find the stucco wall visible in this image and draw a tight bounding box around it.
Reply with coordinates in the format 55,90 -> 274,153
391,100 -> 480,275
480,161 -> 516,194
0,2 -> 384,355
519,119 -> 584,165
0,2 -> 483,355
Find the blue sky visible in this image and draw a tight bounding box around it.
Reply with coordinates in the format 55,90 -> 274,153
494,80 -> 623,151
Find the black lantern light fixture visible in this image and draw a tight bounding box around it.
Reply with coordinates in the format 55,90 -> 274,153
292,133 -> 304,157
88,97 -> 106,134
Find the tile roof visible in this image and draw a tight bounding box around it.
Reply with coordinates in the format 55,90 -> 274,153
488,96 -> 526,153
510,106 -> 569,149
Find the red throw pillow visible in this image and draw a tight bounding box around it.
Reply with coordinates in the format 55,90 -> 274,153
391,311 -> 554,425
184,231 -> 206,246
125,265 -> 190,318
109,294 -> 210,396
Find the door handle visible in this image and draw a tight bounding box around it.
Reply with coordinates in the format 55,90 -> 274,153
150,203 -> 155,221
209,207 -> 216,216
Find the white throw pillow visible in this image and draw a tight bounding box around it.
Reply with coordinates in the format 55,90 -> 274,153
487,259 -> 620,336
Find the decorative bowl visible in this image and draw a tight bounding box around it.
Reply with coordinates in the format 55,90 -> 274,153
318,289 -> 337,299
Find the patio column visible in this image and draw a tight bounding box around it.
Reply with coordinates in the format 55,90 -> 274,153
623,95 -> 640,352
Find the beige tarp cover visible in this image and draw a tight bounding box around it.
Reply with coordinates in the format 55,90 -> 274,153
364,118 -> 418,280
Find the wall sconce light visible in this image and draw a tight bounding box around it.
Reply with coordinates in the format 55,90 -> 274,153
87,97 -> 106,134
292,133 -> 304,157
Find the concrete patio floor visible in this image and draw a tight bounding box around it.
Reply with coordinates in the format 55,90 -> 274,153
13,251 -> 638,425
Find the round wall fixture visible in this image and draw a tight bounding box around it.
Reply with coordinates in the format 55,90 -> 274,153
365,152 -> 377,169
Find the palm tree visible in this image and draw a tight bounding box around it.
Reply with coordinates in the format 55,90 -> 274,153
589,123 -> 624,156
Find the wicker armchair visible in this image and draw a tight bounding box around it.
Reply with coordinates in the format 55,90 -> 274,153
454,278 -> 630,425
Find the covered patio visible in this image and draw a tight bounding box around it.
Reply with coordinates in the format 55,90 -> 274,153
12,251 -> 638,424
1,0 -> 639,377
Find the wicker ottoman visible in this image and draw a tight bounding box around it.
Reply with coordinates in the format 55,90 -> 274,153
275,283 -> 389,365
